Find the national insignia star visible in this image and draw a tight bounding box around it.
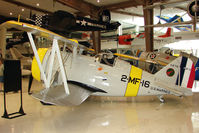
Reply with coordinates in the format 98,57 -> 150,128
81,19 -> 87,26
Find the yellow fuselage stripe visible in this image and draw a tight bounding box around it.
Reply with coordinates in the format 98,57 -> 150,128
125,66 -> 142,97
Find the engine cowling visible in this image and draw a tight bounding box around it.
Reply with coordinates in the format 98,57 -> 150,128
187,0 -> 199,18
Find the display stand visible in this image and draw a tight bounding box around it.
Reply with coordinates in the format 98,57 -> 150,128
2,60 -> 26,119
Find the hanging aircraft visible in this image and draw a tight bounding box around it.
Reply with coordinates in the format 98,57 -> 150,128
30,10 -> 120,36
0,20 -> 196,105
132,28 -> 199,51
156,15 -> 193,31
0,10 -> 120,40
101,0 -> 199,51
100,27 -> 173,50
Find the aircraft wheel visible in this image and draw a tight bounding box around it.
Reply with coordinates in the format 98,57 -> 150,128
159,98 -> 165,103
157,95 -> 165,103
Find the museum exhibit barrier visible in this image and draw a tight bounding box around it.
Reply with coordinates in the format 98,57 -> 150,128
2,60 -> 26,119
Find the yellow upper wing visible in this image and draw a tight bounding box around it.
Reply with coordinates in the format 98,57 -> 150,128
0,20 -> 78,44
1,21 -> 168,66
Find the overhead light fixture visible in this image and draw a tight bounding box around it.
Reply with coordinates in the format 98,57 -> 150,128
36,3 -> 40,6
97,0 -> 100,3
22,8 -> 24,12
9,12 -> 13,15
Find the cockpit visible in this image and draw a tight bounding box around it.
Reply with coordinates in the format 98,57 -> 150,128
95,53 -> 117,67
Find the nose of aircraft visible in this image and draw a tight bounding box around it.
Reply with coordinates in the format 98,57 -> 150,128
31,48 -> 48,81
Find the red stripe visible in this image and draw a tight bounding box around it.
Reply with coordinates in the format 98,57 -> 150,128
187,64 -> 195,88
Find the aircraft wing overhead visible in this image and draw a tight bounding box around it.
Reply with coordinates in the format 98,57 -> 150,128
0,21 -> 78,46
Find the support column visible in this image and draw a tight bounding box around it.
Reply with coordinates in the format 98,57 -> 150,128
92,31 -> 101,54
0,27 -> 7,58
143,0 -> 154,52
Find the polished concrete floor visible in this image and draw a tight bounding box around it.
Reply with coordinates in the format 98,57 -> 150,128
0,78 -> 199,133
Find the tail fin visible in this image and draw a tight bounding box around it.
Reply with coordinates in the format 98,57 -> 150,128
158,28 -> 172,38
155,56 -> 195,89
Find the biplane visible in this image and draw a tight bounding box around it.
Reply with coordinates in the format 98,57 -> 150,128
0,21 -> 195,105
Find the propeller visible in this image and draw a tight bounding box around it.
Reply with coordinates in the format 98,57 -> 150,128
188,0 -> 199,17
187,0 -> 199,31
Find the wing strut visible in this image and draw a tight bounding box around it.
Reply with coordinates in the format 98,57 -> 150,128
27,32 -> 70,95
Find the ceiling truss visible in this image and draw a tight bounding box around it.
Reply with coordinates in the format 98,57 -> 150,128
2,0 -> 53,14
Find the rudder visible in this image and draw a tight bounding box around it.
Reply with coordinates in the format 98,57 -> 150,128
155,56 -> 195,89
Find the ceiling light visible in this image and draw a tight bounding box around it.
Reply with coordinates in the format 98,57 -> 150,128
22,8 -> 24,12
36,3 -> 39,6
97,0 -> 100,3
9,12 -> 13,15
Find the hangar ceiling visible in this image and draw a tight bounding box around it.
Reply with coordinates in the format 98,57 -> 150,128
0,0 -> 191,20
0,0 -> 192,32
0,0 -> 195,52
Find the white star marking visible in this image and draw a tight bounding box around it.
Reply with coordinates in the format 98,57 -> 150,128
81,19 -> 87,26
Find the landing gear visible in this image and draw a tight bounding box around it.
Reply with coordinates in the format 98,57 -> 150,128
157,95 -> 165,103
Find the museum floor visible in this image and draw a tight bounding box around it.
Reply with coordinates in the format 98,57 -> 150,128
0,78 -> 199,133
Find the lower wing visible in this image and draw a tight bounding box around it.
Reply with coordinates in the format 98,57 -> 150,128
31,81 -> 106,106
